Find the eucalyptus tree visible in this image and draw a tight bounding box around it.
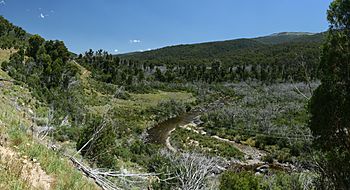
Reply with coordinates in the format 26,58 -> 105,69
309,0 -> 350,189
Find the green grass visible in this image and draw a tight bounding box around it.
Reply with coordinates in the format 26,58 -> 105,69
0,59 -> 195,189
79,64 -> 195,126
0,60 -> 195,189
87,89 -> 194,113
172,128 -> 243,159
0,69 -> 98,190
16,137 -> 98,190
86,87 -> 195,129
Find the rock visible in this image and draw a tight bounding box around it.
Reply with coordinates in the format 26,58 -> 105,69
255,172 -> 263,176
255,165 -> 269,174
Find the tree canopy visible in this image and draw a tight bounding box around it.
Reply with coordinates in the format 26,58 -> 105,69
309,0 -> 350,188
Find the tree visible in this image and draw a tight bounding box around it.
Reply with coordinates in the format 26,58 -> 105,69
77,115 -> 118,169
27,34 -> 45,59
45,40 -> 70,63
14,26 -> 26,39
126,75 -> 133,85
154,68 -> 164,81
308,0 -> 350,189
137,70 -> 145,82
154,151 -> 219,190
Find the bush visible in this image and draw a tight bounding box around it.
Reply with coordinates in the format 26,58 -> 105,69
146,99 -> 187,122
262,154 -> 274,164
53,125 -> 81,142
76,114 -> 118,169
220,171 -> 265,190
220,171 -> 316,190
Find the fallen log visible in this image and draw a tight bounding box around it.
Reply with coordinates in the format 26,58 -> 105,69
69,156 -> 122,190
69,156 -> 160,190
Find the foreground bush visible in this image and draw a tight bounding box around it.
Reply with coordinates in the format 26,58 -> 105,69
220,171 -> 317,190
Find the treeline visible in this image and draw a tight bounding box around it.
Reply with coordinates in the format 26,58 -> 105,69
113,33 -> 324,84
76,36 -> 323,87
77,48 -> 319,87
1,34 -> 81,118
0,16 -> 28,49
122,33 -> 324,64
74,33 -> 324,88
144,40 -> 321,83
150,59 -> 319,83
76,49 -> 147,86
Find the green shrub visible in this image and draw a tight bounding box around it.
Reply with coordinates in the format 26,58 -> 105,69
76,114 -> 118,169
220,171 -> 265,190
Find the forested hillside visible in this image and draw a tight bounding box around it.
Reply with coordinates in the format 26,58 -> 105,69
0,17 -> 98,189
0,16 -> 199,189
0,16 -> 29,49
114,32 -> 324,85
0,0 -> 348,188
121,32 -> 324,67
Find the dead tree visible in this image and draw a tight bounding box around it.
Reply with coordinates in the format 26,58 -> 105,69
161,151 -> 221,190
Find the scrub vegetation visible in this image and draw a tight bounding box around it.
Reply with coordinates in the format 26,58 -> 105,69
0,0 -> 349,189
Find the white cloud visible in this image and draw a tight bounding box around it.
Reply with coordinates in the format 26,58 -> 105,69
0,0 -> 6,5
114,49 -> 119,53
130,39 -> 141,44
39,13 -> 50,19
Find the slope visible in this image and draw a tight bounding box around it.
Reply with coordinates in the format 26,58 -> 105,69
254,32 -> 323,44
0,52 -> 99,190
121,32 -> 325,66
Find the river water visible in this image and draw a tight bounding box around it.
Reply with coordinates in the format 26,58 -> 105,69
147,111 -> 200,144
146,98 -> 299,173
147,98 -> 228,144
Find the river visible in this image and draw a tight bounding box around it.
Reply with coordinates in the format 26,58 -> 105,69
146,105 -> 298,173
147,111 -> 200,144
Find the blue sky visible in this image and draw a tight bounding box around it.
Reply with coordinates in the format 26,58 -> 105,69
0,0 -> 332,54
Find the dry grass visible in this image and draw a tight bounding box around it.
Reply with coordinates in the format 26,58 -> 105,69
0,145 -> 52,190
0,49 -> 15,63
0,157 -> 30,190
0,69 -> 99,190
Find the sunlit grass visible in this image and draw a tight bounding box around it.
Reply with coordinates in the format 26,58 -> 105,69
0,49 -> 14,63
0,70 -> 99,190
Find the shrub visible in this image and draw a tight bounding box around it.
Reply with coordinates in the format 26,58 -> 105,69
220,171 -> 265,190
76,114 -> 118,169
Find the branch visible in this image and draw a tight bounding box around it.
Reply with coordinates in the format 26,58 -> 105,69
70,156 -> 122,190
73,122 -> 107,158
292,82 -> 311,100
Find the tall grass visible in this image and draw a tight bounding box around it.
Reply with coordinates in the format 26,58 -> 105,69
0,69 -> 99,190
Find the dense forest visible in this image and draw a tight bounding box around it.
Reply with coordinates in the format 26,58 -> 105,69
0,0 -> 349,189
76,34 -> 324,91
75,32 -> 324,88
122,32 -> 324,82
